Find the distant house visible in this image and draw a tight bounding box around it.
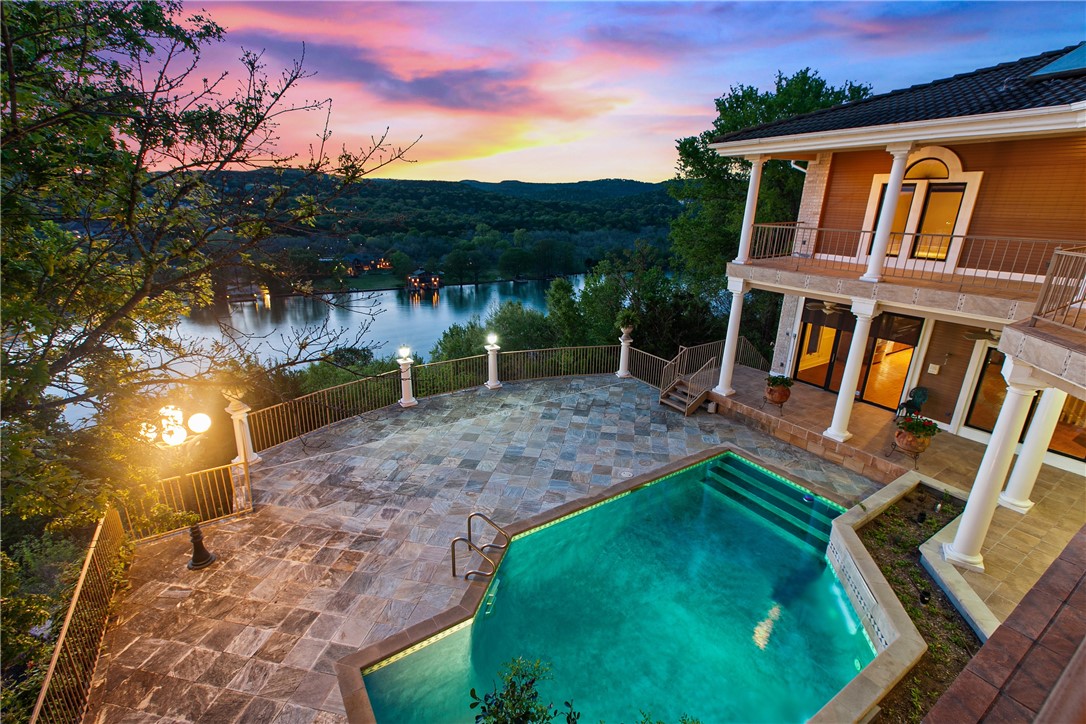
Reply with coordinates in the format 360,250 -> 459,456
406,268 -> 443,292
343,253 -> 390,276
707,43 -> 1084,572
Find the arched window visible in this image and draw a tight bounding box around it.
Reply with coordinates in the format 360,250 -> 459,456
862,147 -> 983,264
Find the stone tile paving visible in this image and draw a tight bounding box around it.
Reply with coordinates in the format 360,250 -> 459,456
85,375 -> 880,723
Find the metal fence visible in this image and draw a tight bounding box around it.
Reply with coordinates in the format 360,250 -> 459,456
748,223 -> 1073,291
499,345 -> 620,382
1031,246 -> 1086,331
29,509 -> 127,724
118,462 -> 252,542
628,348 -> 668,389
249,370 -> 401,452
736,336 -> 771,372
660,340 -> 723,395
413,355 -> 488,398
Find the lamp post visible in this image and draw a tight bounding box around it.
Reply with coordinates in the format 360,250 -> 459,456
397,346 -> 417,408
485,333 -> 502,390
142,405 -> 217,570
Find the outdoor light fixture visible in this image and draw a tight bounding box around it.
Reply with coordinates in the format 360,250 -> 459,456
398,346 -> 411,360
487,333 -> 498,345
142,405 -> 212,448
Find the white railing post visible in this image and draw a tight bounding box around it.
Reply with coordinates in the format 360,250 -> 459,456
734,155 -> 765,264
397,348 -> 418,407
616,328 -> 633,378
225,396 -> 260,465
485,336 -> 502,390
862,143 -> 912,282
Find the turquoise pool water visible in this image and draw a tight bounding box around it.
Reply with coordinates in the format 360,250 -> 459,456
365,453 -> 876,723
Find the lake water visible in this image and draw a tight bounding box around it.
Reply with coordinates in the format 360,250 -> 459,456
179,277 -> 584,363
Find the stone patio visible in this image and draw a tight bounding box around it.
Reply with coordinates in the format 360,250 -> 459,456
83,371 -> 1084,723
84,375 -> 882,723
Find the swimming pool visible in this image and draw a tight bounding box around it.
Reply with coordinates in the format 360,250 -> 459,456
363,452 -> 876,722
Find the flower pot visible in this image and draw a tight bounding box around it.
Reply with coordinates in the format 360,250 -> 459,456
894,429 -> 931,454
765,385 -> 791,405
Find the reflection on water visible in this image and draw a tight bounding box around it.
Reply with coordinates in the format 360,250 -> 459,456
179,277 -> 584,362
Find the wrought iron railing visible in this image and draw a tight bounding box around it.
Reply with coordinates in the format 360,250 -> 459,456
29,509 -> 127,724
1031,246 -> 1086,332
117,462 -> 252,542
736,336 -> 771,372
413,355 -> 488,398
748,223 -> 1075,291
660,340 -> 723,394
684,357 -> 718,416
499,345 -> 620,382
628,348 -> 668,389
249,370 -> 401,452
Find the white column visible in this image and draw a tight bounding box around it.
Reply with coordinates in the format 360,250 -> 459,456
485,339 -> 502,390
616,329 -> 632,378
945,359 -> 1039,571
733,155 -> 765,264
225,396 -> 260,465
823,300 -> 879,442
397,352 -> 417,407
861,144 -> 913,282
1000,386 -> 1067,513
714,278 -> 747,396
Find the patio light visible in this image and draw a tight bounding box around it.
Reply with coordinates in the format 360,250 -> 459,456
398,345 -> 411,360
487,333 -> 498,345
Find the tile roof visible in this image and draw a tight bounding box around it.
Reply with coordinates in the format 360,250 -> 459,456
713,44 -> 1086,145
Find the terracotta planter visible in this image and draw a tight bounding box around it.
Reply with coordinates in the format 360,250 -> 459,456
894,429 -> 932,454
765,385 -> 791,405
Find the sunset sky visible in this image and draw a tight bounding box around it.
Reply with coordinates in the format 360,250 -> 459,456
195,2 -> 1084,183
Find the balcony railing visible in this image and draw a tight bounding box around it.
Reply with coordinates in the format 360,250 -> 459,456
117,461 -> 253,542
29,510 -> 126,724
748,223 -> 1076,291
1031,246 -> 1086,331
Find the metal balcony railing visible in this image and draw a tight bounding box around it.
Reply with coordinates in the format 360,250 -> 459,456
748,223 -> 1076,292
1030,246 -> 1086,332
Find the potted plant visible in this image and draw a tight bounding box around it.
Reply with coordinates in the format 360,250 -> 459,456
615,308 -> 639,336
895,414 -> 941,454
765,375 -> 794,405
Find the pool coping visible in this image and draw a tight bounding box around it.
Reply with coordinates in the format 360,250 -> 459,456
334,445 -> 877,723
815,470 -> 973,723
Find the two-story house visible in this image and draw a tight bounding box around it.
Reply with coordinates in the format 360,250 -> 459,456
706,43 -> 1085,573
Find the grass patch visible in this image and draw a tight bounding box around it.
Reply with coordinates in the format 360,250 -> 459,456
858,488 -> 982,722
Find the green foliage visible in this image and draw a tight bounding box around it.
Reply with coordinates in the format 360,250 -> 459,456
765,375 -> 794,388
0,534 -> 84,719
469,658 -> 580,724
488,303 -> 558,352
896,414 -> 941,438
430,318 -> 489,362
670,69 -> 872,297
387,250 -> 415,282
546,278 -> 585,347
1,1 -> 412,705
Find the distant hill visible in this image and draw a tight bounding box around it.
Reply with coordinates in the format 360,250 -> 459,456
458,178 -> 667,203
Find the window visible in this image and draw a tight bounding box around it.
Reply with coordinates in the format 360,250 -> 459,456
860,147 -> 983,268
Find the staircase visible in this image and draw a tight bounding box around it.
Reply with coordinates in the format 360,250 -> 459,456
658,341 -> 722,416
659,377 -> 711,415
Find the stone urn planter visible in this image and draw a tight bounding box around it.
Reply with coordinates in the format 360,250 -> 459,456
764,375 -> 794,406
765,384 -> 791,405
894,428 -> 931,455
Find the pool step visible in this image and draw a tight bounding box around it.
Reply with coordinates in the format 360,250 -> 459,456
709,458 -> 839,534
703,460 -> 838,552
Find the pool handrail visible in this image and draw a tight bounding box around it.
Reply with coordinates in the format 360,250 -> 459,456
450,536 -> 498,580
467,512 -> 510,552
